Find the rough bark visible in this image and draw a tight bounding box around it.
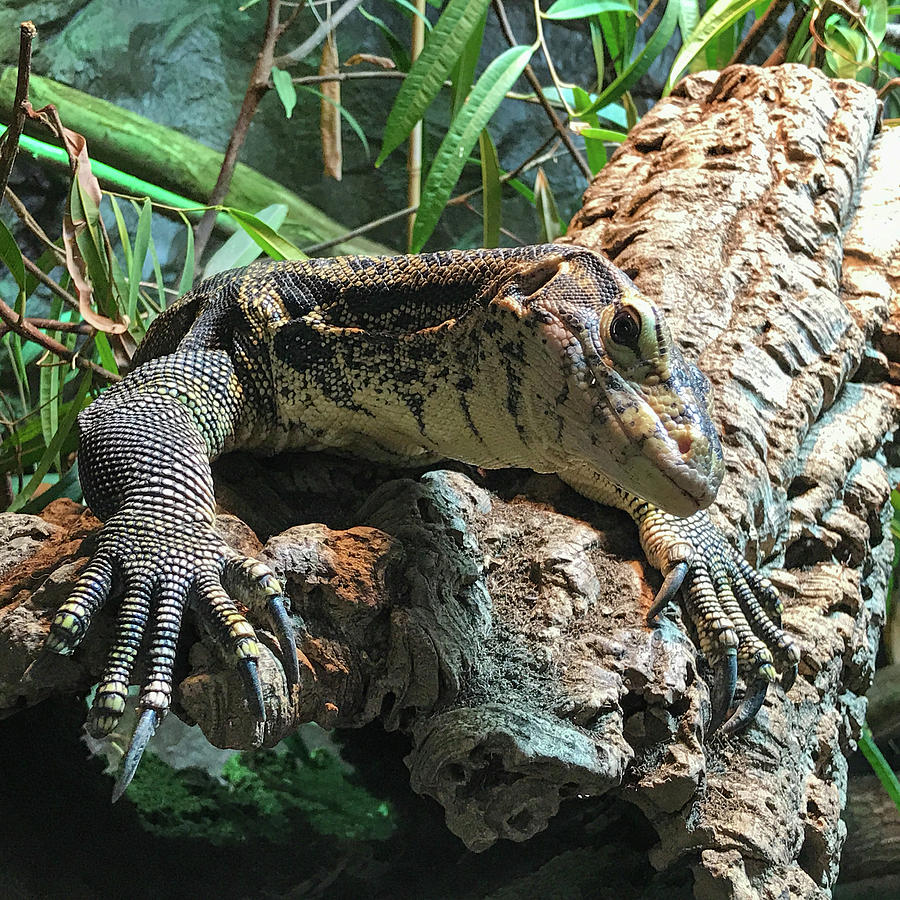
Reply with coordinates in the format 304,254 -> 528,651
1,65 -> 898,898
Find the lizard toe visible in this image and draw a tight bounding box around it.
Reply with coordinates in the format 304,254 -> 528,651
46,556 -> 115,655
194,576 -> 264,721
222,554 -> 301,693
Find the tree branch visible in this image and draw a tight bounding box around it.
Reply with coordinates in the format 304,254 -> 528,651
273,0 -> 365,68
194,0 -> 286,262
491,0 -> 592,182
0,22 -> 36,205
0,295 -> 119,383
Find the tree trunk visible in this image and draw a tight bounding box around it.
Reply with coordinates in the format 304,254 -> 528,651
1,65 -> 897,899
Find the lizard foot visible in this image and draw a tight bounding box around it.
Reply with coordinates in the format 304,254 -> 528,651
641,508 -> 800,733
45,512 -> 298,798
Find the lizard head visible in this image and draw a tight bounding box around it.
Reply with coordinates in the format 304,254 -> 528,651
500,247 -> 725,517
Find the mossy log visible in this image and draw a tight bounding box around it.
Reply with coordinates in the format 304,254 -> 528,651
0,69 -> 392,256
1,65 -> 899,898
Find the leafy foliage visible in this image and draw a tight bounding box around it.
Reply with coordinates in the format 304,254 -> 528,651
125,733 -> 395,845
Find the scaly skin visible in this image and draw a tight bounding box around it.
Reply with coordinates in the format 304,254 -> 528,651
46,244 -> 798,796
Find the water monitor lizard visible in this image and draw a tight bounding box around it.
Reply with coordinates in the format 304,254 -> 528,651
44,243 -> 799,799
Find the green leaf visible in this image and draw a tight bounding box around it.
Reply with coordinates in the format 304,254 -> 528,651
579,127 -> 628,142
178,214 -> 195,297
859,725 -> 900,812
147,232 -> 167,310
825,23 -> 867,78
534,168 -> 564,243
271,66 -> 297,119
544,0 -> 635,19
19,459 -> 81,514
39,296 -> 65,471
8,370 -> 92,514
93,332 -> 119,377
665,0 -> 758,94
229,209 -> 307,262
0,216 -> 26,292
584,0 -> 681,113
376,0 -> 492,166
108,194 -> 133,275
411,44 -> 533,252
389,0 -> 434,28
589,17 -> 605,82
478,129 -> 501,248
450,8 -> 487,119
128,198 -> 152,325
865,0 -> 888,46
677,0 -> 701,40
205,204 -> 291,276
296,85 -> 371,156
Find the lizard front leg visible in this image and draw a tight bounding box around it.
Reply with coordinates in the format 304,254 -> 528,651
45,350 -> 299,798
560,468 -> 800,732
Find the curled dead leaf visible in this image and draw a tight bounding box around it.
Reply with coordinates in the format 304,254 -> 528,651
344,53 -> 396,70
320,32 -> 342,181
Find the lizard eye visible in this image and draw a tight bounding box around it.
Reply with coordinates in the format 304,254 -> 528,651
608,307 -> 642,346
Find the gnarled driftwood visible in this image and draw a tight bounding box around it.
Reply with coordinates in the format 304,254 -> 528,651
1,65 -> 898,898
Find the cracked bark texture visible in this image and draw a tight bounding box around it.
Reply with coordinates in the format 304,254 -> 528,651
1,66 -> 898,898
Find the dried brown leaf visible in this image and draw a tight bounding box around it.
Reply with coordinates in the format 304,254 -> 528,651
320,32 -> 342,181
344,53 -> 396,69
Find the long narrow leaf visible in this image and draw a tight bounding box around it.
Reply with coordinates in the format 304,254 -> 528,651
450,8 -> 487,119
665,0 -> 757,94
376,0 -> 492,166
228,209 -> 307,261
38,295 -> 64,471
178,213 -> 195,297
479,129 -> 501,248
8,370 -> 92,514
859,726 -> 900,812
128,198 -> 152,324
544,0 -> 635,19
0,217 -> 26,291
108,194 -> 134,274
534,168 -> 564,242
205,204 -> 296,276
585,0 -> 681,113
412,44 -> 533,252
296,86 -> 370,156
147,233 -> 167,310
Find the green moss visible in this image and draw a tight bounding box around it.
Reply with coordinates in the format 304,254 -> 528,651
125,733 -> 395,845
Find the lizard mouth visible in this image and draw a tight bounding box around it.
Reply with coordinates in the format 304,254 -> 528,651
590,369 -> 724,517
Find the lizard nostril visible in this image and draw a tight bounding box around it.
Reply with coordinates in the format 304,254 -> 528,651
677,435 -> 692,456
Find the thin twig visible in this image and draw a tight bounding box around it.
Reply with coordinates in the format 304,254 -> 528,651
0,317 -> 93,339
731,0 -> 791,65
195,0 -> 292,262
273,0 -> 365,67
0,22 -> 37,206
22,254 -> 79,312
491,0 -> 592,181
290,70 -> 406,85
4,188 -> 66,260
0,295 -> 119,383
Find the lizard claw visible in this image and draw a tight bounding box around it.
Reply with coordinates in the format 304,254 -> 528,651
266,594 -> 302,693
708,651 -> 738,734
721,677 -> 769,735
237,658 -> 266,722
647,561 -> 689,620
112,708 -> 159,803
